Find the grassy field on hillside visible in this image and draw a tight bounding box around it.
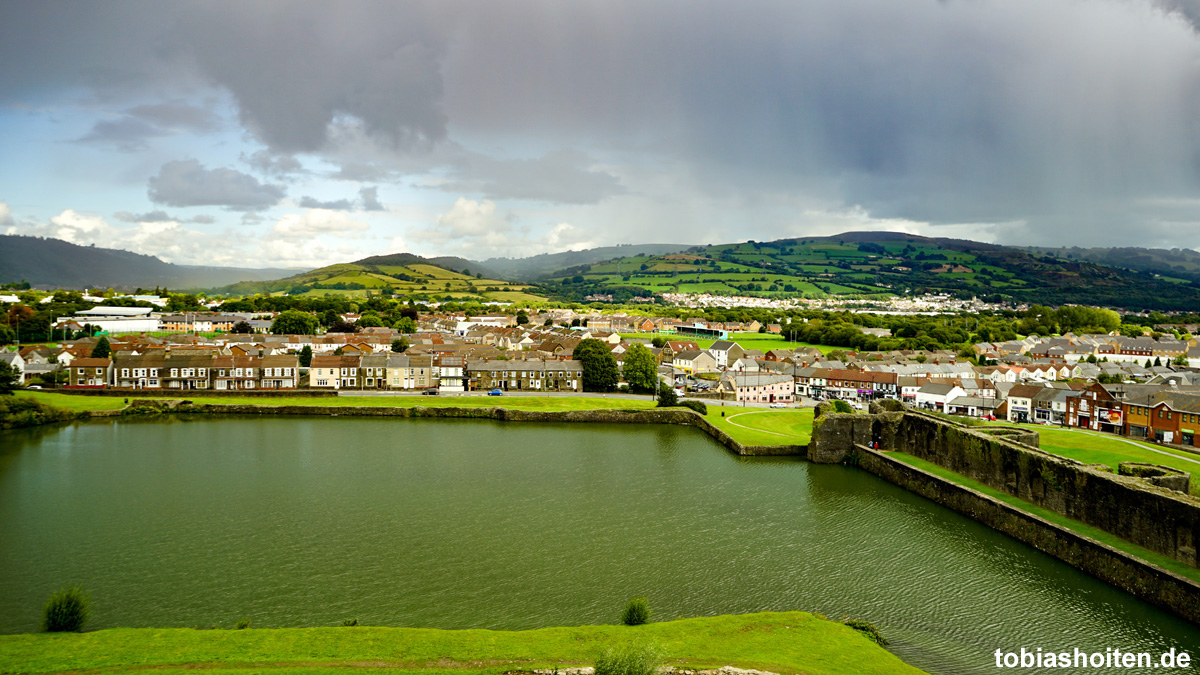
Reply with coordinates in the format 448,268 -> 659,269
886,451 -> 1200,584
615,332 -> 836,355
0,613 -> 924,675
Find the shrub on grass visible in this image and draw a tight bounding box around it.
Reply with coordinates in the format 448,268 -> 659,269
235,618 -> 251,629
843,617 -> 888,646
43,586 -> 90,632
620,596 -> 651,625
341,618 -> 359,626
656,384 -> 678,408
677,400 -> 707,415
594,643 -> 662,675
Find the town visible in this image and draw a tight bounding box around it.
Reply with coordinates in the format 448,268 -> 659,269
6,299 -> 1200,448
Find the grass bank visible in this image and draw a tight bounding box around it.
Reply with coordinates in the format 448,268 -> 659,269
979,420 -> 1200,497
886,451 -> 1200,584
15,391 -> 815,448
0,613 -> 924,675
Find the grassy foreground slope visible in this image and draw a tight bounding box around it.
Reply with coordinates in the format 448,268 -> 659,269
0,613 -> 926,675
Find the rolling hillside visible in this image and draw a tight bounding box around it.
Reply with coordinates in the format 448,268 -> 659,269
0,235 -> 300,290
544,232 -> 1200,310
480,243 -> 691,279
219,252 -> 546,302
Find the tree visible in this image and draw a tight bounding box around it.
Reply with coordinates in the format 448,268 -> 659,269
651,336 -> 667,349
543,317 -> 553,327
230,321 -> 253,334
394,317 -> 418,334
333,346 -> 345,356
574,338 -> 619,392
1173,354 -> 1190,366
91,336 -> 111,359
329,320 -> 360,334
391,337 -> 410,353
0,361 -> 19,395
515,309 -> 530,325
272,310 -> 319,335
298,345 -> 313,367
656,381 -> 678,407
622,343 -> 658,393
357,314 -> 384,328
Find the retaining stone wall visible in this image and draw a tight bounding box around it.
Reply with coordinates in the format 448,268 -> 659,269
809,407 -> 1200,568
856,445 -> 1200,624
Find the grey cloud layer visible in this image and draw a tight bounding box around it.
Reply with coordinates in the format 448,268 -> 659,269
148,160 -> 285,210
7,0 -> 1200,247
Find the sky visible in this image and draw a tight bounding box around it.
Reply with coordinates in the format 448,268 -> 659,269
5,0 -> 1200,269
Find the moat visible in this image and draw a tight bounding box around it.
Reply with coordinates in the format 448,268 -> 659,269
1,416 -> 1197,675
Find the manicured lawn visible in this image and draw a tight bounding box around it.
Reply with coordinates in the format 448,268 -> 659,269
16,390 -> 128,411
705,406 -> 814,446
886,451 -> 1200,584
0,612 -> 924,675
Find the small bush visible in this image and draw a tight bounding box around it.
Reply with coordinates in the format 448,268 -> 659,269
594,643 -> 662,675
676,400 -> 707,415
843,617 -> 888,646
235,618 -> 251,629
656,384 -> 678,408
341,618 -> 359,626
830,400 -> 854,414
43,586 -> 90,632
621,596 -> 651,626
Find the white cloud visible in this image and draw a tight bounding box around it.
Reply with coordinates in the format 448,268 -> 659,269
15,209 -> 252,266
545,222 -> 597,251
0,201 -> 14,228
268,209 -> 370,241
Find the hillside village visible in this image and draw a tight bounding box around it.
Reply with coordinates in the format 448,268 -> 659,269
7,304 -> 1200,448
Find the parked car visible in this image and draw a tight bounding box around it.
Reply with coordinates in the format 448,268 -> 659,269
422,388 -> 439,395
770,401 -> 788,409
26,385 -> 42,390
488,388 -> 503,396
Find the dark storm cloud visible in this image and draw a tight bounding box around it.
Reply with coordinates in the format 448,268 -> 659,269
148,160 -> 285,210
439,149 -> 625,204
125,102 -> 221,133
8,0 -> 1200,245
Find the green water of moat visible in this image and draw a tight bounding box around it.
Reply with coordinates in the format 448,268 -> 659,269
0,416 -> 1197,675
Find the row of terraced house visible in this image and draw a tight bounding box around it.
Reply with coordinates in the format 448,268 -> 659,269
66,352 -> 582,392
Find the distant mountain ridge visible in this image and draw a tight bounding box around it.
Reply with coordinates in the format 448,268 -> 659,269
0,235 -> 301,290
540,231 -> 1200,310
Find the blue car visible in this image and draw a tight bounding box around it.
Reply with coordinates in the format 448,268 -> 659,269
488,388 -> 504,396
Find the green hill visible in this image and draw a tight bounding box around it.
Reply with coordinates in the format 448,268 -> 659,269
219,252 -> 547,302
0,235 -> 299,290
544,232 -> 1200,310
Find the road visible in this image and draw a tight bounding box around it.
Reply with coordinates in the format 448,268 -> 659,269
337,389 -> 806,410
